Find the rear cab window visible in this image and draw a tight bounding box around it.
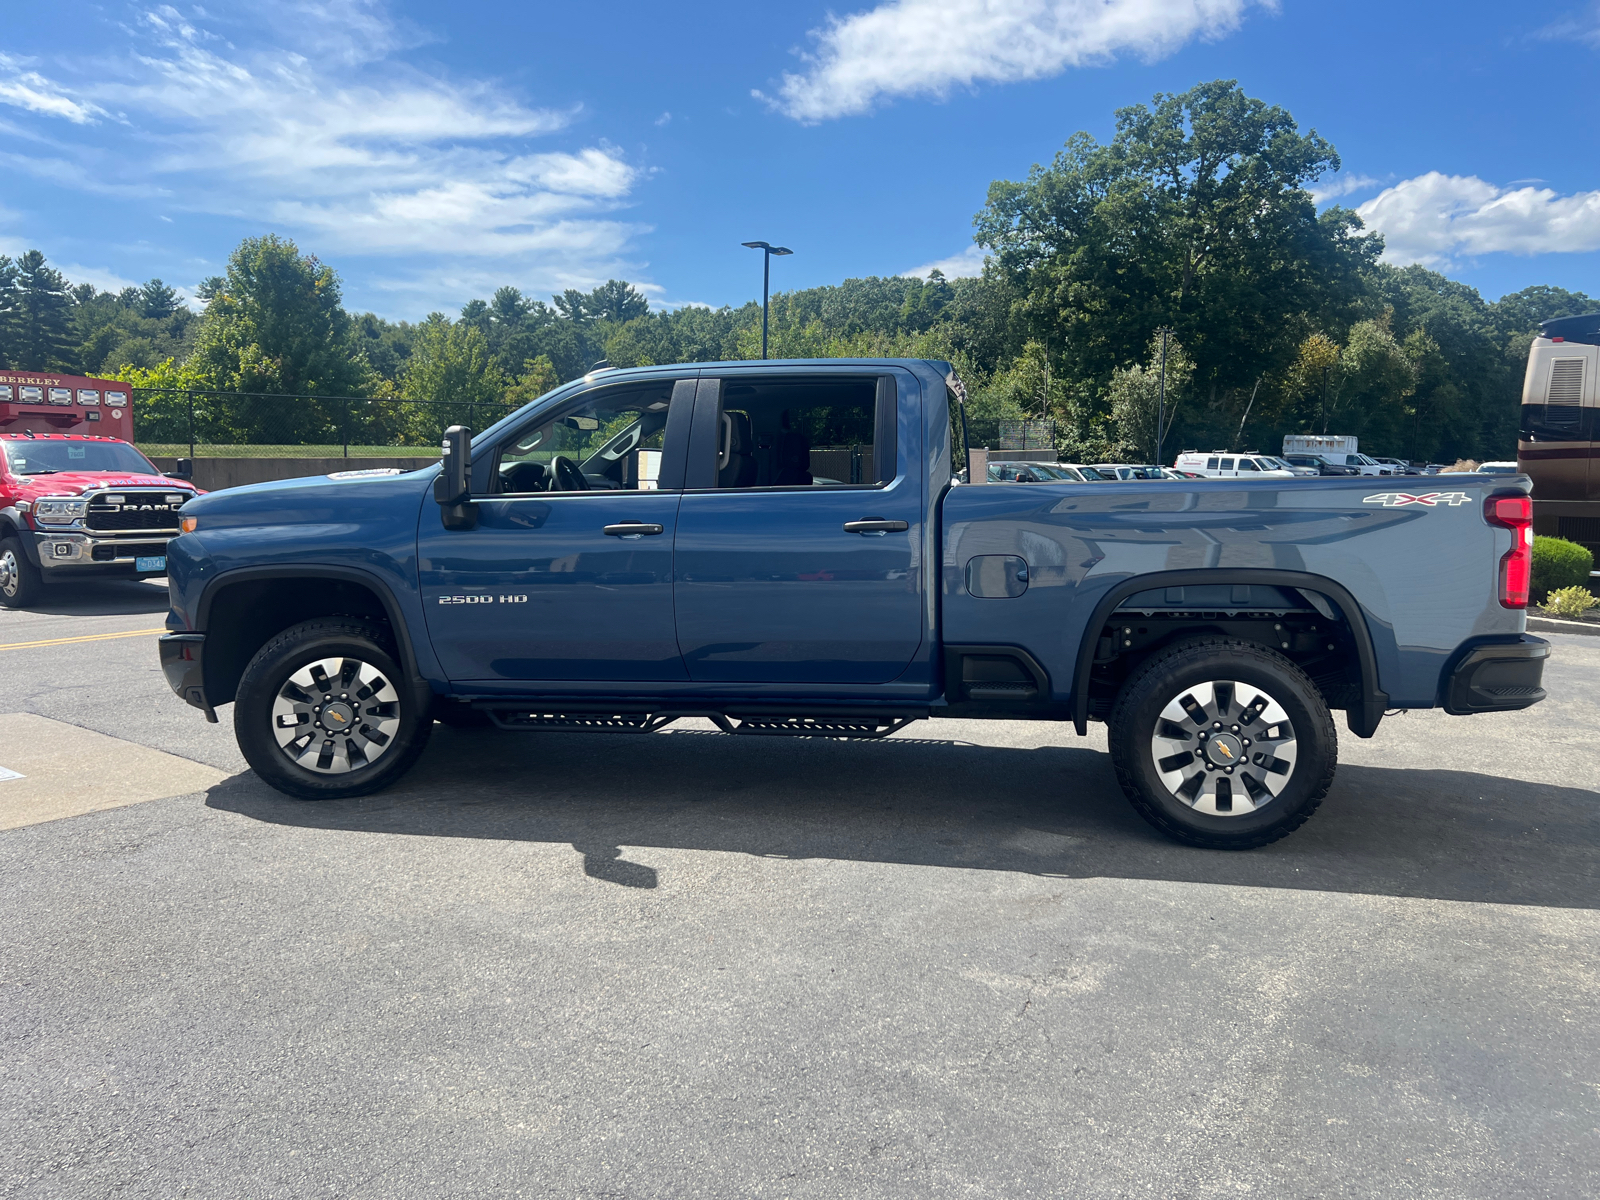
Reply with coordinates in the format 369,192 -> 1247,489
692,374 -> 895,489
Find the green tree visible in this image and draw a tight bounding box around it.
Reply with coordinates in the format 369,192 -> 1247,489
400,314 -> 509,440
13,250 -> 78,370
1103,333 -> 1195,462
188,234 -> 372,397
974,80 -> 1379,427
0,255 -> 19,368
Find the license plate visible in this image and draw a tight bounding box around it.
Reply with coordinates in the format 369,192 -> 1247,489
135,556 -> 166,573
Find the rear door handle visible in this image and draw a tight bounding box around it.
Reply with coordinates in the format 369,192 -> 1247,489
842,519 -> 909,535
604,522 -> 665,538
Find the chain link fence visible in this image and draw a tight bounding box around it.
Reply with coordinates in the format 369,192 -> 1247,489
130,389 -> 524,458
963,418 -> 1057,453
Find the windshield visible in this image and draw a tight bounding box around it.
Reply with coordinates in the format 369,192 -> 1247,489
1,439 -> 159,476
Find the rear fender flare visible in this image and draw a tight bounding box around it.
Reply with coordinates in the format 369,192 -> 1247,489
1070,568 -> 1389,739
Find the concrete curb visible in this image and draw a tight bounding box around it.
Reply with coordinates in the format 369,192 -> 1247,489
1527,616 -> 1600,637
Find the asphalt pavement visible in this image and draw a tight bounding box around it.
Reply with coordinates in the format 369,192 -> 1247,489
2,581 -> 1597,1198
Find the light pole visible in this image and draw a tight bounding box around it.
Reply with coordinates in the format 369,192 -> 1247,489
1155,327 -> 1171,467
741,241 -> 793,359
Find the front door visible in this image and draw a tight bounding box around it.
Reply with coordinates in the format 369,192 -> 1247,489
418,377 -> 694,682
672,370 -> 925,684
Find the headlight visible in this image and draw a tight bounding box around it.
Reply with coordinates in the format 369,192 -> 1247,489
33,499 -> 89,523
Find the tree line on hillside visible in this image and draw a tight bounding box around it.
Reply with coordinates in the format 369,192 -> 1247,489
2,80 -> 1594,462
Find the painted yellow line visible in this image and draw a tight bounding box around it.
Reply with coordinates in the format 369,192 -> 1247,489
0,627 -> 167,652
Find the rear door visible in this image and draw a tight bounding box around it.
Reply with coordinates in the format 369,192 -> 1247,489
671,368 -> 924,684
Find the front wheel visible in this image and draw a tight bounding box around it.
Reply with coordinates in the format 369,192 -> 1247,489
0,536 -> 45,609
1108,638 -> 1337,849
234,618 -> 433,800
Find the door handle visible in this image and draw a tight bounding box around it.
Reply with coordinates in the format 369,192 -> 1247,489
604,522 -> 665,538
842,519 -> 909,535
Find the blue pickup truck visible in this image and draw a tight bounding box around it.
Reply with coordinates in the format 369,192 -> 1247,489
158,359 -> 1548,849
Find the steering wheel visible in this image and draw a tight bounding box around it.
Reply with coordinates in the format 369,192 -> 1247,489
549,455 -> 590,492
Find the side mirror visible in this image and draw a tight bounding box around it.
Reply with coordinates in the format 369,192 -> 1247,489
165,458 -> 193,481
433,425 -> 478,530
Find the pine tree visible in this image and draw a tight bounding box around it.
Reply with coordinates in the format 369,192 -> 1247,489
0,255 -> 18,369
13,250 -> 77,371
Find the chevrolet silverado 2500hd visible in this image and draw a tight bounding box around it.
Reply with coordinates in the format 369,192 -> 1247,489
158,360 -> 1547,849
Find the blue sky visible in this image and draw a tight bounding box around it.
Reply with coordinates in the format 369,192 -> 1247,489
3,1 -> 1599,319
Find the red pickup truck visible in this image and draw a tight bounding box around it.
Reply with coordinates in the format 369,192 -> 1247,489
1,425 -> 202,608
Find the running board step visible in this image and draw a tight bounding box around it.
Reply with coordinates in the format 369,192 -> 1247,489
478,707 -> 920,739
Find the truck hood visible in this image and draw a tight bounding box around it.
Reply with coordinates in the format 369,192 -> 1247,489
9,471 -> 203,499
182,464 -> 435,530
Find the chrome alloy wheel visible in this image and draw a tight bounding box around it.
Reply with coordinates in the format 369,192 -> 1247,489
270,656 -> 402,774
1149,679 -> 1298,816
0,547 -> 17,598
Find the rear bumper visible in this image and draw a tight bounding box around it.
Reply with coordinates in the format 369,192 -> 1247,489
1441,635 -> 1549,715
159,632 -> 216,721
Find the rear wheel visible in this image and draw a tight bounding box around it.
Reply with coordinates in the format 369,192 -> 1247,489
0,536 -> 44,609
235,618 -> 433,800
1108,638 -> 1337,849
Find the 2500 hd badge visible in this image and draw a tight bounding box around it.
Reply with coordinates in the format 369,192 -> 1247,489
437,594 -> 528,604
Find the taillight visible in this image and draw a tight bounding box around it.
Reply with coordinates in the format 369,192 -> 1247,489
1485,493 -> 1532,608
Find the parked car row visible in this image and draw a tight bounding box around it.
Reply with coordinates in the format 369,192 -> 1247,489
978,451 -> 1499,484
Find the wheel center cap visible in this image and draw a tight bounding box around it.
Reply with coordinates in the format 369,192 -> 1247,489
322,702 -> 356,730
1205,732 -> 1244,766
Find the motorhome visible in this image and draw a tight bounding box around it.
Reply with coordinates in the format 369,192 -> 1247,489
1519,313 -> 1600,559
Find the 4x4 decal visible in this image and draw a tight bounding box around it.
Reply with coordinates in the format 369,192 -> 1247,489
1363,491 -> 1472,508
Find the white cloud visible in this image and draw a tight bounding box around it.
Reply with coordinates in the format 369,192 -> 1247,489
759,0 -> 1270,122
0,3 -> 654,309
902,244 -> 988,279
0,53 -> 104,123
1308,173 -> 1380,205
1355,172 -> 1600,267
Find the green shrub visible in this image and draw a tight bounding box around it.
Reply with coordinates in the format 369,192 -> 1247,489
1531,536 -> 1594,601
1544,586 -> 1599,618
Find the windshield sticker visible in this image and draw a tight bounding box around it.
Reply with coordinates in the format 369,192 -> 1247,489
328,468 -> 406,480
1363,492 -> 1472,508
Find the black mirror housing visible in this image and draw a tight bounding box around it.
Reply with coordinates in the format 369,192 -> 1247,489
166,458 -> 193,481
434,425 -> 477,530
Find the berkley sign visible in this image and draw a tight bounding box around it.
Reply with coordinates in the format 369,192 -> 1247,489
0,372 -> 133,439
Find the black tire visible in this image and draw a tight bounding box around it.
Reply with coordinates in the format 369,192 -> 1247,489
1107,637 -> 1337,849
0,535 -> 45,609
234,618 -> 433,800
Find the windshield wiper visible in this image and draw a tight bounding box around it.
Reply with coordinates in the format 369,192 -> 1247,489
23,468 -> 60,474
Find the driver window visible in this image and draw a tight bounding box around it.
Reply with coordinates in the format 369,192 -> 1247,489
1237,458 -> 1259,472
496,382 -> 674,494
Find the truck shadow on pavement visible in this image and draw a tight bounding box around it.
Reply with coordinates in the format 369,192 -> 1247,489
25,578 -> 170,616
205,725 -> 1600,909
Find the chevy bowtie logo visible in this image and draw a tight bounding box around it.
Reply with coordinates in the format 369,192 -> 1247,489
1363,492 -> 1472,508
